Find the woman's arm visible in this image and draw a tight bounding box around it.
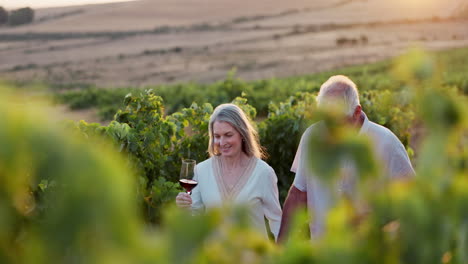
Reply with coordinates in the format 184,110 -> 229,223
262,167 -> 283,241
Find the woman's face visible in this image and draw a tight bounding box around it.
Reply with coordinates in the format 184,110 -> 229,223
213,121 -> 243,158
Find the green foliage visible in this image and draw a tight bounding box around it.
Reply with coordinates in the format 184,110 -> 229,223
0,89 -> 141,264
67,90 -> 215,224
57,49 -> 465,209
109,90 -> 183,223
8,7 -> 34,26
143,177 -> 182,223
55,86 -> 135,120
168,101 -> 212,164
297,48 -> 468,263
2,47 -> 468,264
258,92 -> 316,202
3,70 -> 467,264
113,90 -> 174,180
56,48 -> 468,131
360,89 -> 415,146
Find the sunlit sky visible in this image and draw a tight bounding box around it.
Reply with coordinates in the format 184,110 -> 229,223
1,0 -> 139,9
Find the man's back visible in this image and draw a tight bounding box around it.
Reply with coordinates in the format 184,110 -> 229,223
361,116 -> 415,179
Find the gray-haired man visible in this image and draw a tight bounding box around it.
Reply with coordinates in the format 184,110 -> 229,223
278,75 -> 415,242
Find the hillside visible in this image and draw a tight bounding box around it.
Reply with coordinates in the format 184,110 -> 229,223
0,0 -> 463,33
1,0 -> 342,33
0,0 -> 467,87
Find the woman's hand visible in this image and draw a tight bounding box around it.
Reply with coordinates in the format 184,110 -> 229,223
176,192 -> 192,208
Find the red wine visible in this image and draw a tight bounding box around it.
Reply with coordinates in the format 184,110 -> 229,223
179,179 -> 198,193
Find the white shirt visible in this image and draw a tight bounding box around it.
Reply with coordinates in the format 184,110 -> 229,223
291,114 -> 415,238
191,157 -> 282,240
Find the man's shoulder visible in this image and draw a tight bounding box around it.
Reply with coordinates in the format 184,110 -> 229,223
366,120 -> 403,145
302,121 -> 324,137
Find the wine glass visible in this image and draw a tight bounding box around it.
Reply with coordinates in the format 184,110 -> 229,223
179,159 -> 197,194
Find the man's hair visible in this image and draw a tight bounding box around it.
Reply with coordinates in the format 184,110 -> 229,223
208,103 -> 265,159
316,75 -> 360,116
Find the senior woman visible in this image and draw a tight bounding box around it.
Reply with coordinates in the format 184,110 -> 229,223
176,103 -> 282,240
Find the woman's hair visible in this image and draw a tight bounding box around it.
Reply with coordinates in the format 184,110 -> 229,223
208,103 -> 265,159
316,75 -> 360,116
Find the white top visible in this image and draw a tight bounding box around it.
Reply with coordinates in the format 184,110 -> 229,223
191,156 -> 282,240
291,114 -> 415,238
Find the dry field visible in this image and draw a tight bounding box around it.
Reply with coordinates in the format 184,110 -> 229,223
1,0 -> 468,87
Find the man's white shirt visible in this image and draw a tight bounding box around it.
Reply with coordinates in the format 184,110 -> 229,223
291,113 -> 415,238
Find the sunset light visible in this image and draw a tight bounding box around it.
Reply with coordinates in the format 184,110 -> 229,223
1,0 -> 467,262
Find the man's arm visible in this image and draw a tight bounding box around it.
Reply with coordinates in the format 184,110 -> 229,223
277,185 -> 307,243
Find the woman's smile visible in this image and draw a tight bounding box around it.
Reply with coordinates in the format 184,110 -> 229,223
213,121 -> 242,158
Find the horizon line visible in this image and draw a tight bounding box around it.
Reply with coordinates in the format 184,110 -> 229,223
1,0 -> 140,10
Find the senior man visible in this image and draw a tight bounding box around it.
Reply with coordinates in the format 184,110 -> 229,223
277,75 -> 415,242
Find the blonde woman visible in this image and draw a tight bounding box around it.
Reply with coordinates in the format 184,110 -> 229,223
176,103 -> 282,240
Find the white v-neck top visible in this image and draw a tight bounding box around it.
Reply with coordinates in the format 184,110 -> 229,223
191,157 -> 282,240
